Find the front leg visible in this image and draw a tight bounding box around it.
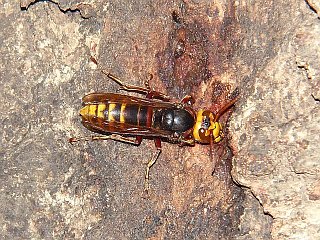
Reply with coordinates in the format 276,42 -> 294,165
178,138 -> 195,146
178,131 -> 195,146
180,95 -> 195,106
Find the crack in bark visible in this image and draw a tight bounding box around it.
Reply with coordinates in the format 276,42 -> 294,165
20,0 -> 92,19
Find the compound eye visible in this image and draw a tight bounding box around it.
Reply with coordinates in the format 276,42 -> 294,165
202,116 -> 211,129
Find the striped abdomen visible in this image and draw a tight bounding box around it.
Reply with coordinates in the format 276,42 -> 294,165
80,102 -> 150,127
80,102 -> 194,133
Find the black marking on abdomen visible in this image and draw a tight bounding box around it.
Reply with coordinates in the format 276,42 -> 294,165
123,104 -> 139,125
138,106 -> 148,127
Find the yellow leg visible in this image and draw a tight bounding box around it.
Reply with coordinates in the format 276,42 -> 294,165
144,149 -> 161,192
178,137 -> 195,146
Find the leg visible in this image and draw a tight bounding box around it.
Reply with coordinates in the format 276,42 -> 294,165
178,131 -> 195,146
210,139 -> 232,193
178,137 -> 195,146
69,134 -> 142,146
101,70 -> 171,101
144,138 -> 162,192
104,71 -> 150,94
144,74 -> 171,101
180,95 -> 195,106
145,90 -> 171,101
144,73 -> 152,90
209,133 -> 217,174
210,133 -> 227,175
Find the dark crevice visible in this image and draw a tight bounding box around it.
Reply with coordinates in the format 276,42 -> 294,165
312,94 -> 320,102
304,0 -> 319,16
249,191 -> 274,219
20,0 -> 91,19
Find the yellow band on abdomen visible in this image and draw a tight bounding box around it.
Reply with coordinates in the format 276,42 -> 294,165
97,104 -> 106,118
108,103 -> 116,122
120,104 -> 126,123
89,105 -> 97,117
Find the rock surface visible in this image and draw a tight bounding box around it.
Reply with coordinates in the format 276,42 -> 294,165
1,0 -> 318,239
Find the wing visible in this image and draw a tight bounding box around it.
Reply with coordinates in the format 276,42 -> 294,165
81,93 -> 180,138
82,118 -> 173,138
82,92 -> 177,108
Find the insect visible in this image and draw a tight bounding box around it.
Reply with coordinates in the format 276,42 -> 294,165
70,71 -> 238,191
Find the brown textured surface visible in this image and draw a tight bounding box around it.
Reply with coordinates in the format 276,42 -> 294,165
230,1 -> 320,239
2,0 -> 319,239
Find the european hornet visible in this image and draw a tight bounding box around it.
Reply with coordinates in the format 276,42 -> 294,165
70,71 -> 238,191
